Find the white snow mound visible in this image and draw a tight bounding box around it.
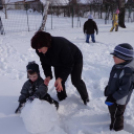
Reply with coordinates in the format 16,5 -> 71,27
20,99 -> 59,134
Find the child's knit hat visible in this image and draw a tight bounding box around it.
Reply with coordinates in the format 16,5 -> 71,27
116,9 -> 120,14
88,14 -> 93,20
111,43 -> 134,61
26,61 -> 39,73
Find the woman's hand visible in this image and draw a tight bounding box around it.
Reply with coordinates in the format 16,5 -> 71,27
44,76 -> 51,86
55,78 -> 63,92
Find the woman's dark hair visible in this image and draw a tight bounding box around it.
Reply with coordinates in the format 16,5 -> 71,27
31,31 -> 52,49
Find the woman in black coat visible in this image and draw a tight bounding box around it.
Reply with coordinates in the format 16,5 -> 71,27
31,31 -> 89,105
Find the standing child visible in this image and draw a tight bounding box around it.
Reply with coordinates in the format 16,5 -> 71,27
110,9 -> 120,32
15,61 -> 59,113
83,14 -> 98,43
104,43 -> 134,131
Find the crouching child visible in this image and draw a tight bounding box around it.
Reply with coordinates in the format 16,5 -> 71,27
104,43 -> 134,131
15,61 -> 59,113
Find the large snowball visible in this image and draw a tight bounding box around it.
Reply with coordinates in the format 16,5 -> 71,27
20,99 -> 59,134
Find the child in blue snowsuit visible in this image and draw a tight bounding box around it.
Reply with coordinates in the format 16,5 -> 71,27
104,43 -> 134,131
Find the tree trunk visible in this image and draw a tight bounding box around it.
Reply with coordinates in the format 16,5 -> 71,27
39,1 -> 50,31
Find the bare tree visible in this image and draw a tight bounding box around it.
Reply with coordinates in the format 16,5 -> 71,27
39,0 -> 50,31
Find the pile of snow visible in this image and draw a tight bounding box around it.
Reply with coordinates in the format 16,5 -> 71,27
20,99 -> 65,134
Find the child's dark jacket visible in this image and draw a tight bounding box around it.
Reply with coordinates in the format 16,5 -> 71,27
19,77 -> 48,103
105,60 -> 134,105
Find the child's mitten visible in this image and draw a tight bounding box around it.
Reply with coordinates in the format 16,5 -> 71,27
105,95 -> 115,106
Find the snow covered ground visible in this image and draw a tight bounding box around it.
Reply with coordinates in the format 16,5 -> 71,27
0,15 -> 134,134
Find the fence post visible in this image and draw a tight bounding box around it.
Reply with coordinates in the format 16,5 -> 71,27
128,5 -> 132,22
41,3 -> 44,16
4,4 -> 8,19
100,4 -> 103,19
133,8 -> 134,22
0,16 -> 5,35
51,6 -> 53,30
77,16 -> 81,27
25,3 -> 30,32
72,5 -> 74,28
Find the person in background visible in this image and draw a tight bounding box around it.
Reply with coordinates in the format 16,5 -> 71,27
83,14 -> 98,43
110,9 -> 120,32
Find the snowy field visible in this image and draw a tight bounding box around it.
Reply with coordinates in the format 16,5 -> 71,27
0,14 -> 134,134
